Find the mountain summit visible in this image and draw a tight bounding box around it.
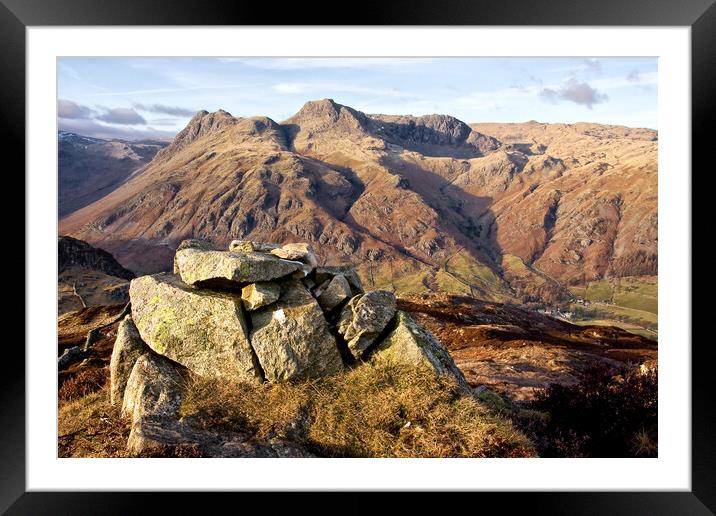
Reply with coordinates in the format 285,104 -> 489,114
59,100 -> 657,305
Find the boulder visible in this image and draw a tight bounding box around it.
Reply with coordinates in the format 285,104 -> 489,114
122,353 -> 187,423
372,311 -> 469,391
129,273 -> 263,384
270,242 -> 318,269
229,240 -> 279,253
315,266 -> 363,295
317,274 -> 352,312
173,239 -> 217,274
109,315 -> 150,407
250,280 -> 343,381
337,290 -> 396,359
121,353 -> 189,455
241,282 -> 280,311
175,245 -> 303,288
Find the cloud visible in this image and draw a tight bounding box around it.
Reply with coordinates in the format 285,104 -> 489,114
96,107 -> 147,125
583,58 -> 601,74
58,118 -> 176,141
58,99 -> 93,119
540,79 -> 608,109
627,69 -> 642,82
134,103 -> 196,117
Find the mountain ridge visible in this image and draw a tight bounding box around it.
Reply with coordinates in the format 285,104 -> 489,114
59,99 -> 657,307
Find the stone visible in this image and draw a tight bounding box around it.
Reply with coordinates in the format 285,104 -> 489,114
174,245 -> 303,288
129,273 -> 263,384
241,282 -> 280,311
173,239 -> 217,274
337,290 -> 396,359
58,346 -> 85,371
250,280 -> 344,381
317,274 -> 352,312
109,315 -> 150,407
372,311 -> 469,391
121,353 -> 189,454
229,240 -> 279,253
126,418 -> 314,457
121,353 -> 187,423
315,266 -> 363,295
270,242 -> 318,269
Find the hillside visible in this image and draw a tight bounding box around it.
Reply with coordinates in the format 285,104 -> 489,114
58,131 -> 167,217
58,100 -> 657,315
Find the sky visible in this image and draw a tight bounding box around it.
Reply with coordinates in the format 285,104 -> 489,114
57,57 -> 658,141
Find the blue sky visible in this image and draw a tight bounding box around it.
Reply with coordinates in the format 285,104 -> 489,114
58,57 -> 657,140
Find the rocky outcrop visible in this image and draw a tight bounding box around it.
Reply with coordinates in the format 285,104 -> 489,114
59,236 -> 135,280
110,239 -> 468,455
109,315 -> 149,407
129,273 -> 263,384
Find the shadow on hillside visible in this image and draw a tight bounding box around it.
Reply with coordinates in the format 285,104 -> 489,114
377,155 -> 503,275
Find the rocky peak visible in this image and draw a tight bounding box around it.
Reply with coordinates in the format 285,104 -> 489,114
159,109 -> 239,155
368,113 -> 501,157
283,99 -> 370,137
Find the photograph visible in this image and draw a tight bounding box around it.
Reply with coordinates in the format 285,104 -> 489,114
56,56 -> 660,460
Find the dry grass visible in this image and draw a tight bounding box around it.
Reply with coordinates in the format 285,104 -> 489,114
58,386 -> 132,458
58,384 -> 206,458
180,360 -> 536,458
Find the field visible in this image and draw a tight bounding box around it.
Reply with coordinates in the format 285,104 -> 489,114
568,276 -> 658,336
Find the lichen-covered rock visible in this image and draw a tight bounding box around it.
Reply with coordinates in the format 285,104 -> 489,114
372,311 -> 469,391
175,245 -> 303,288
129,273 -> 263,384
241,282 -> 280,311
250,280 -> 343,381
122,353 -> 187,423
229,240 -> 279,253
270,242 -> 318,269
317,274 -> 352,312
122,353 -> 189,454
173,239 -> 217,274
315,266 -> 363,295
337,290 -> 397,359
109,315 -> 149,407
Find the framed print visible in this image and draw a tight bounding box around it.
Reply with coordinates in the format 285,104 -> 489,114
4,0 -> 713,512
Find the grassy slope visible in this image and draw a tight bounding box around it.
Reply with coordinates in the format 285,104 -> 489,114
59,361 -> 535,458
568,276 -> 658,333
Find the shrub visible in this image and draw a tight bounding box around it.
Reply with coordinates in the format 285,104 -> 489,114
59,367 -> 108,401
527,365 -> 657,457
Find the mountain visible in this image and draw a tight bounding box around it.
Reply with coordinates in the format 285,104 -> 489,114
58,236 -> 136,314
58,131 -> 167,217
58,100 -> 657,312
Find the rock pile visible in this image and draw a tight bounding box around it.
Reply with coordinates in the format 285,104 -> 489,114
109,239 -> 467,455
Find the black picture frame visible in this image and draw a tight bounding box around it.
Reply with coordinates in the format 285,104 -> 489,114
4,0 -> 712,513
